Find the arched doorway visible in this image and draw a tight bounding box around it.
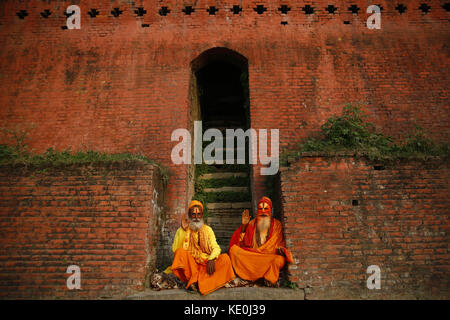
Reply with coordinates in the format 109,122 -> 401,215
188,47 -> 252,252
196,60 -> 248,131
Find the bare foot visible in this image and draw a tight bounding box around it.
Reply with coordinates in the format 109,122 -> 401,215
225,277 -> 252,288
186,282 -> 199,293
263,279 -> 280,288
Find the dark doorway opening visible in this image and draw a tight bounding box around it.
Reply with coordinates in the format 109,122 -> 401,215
195,61 -> 249,131
188,48 -> 252,252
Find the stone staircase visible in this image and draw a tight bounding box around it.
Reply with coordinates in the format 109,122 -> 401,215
199,171 -> 251,253
197,123 -> 251,253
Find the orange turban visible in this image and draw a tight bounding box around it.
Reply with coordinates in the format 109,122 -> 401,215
188,200 -> 204,211
256,196 -> 272,217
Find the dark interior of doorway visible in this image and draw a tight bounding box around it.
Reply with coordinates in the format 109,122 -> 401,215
196,61 -> 249,131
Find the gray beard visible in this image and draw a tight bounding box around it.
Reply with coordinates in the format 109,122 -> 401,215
189,219 -> 204,232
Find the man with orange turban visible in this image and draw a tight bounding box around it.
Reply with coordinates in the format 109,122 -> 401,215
228,196 -> 294,286
165,200 -> 235,295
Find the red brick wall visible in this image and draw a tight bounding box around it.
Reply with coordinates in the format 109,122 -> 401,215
280,154 -> 449,299
0,161 -> 165,299
0,1 -> 448,254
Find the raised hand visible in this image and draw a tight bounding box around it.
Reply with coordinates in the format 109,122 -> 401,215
241,209 -> 250,233
181,214 -> 189,231
242,209 -> 250,225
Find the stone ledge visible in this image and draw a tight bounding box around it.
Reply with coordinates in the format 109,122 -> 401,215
283,151 -> 449,168
124,287 -> 304,300
203,186 -> 249,193
0,159 -> 156,173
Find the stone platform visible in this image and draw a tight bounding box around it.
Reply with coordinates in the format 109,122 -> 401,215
124,287 -> 305,300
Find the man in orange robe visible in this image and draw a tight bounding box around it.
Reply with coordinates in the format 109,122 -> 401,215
228,196 -> 294,285
167,200 -> 235,295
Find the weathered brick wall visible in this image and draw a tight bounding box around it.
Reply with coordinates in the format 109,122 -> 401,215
280,154 -> 449,299
0,1 -> 448,258
0,161 -> 165,299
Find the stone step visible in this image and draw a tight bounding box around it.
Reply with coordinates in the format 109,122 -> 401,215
216,237 -> 233,244
216,238 -> 236,245
211,229 -> 241,235
213,232 -> 238,239
207,215 -> 241,226
213,225 -> 240,231
210,229 -> 240,238
207,213 -> 245,226
206,202 -> 252,210
215,235 -> 238,242
218,241 -> 231,246
208,218 -> 247,227
211,223 -> 241,231
208,222 -> 241,228
199,172 -> 248,180
207,216 -> 242,223
203,186 -> 249,193
209,228 -> 241,238
207,207 -> 245,214
125,287 -> 305,300
208,220 -> 241,228
214,228 -> 237,235
216,235 -> 239,242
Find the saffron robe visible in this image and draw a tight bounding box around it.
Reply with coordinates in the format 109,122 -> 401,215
169,224 -> 235,295
228,218 -> 294,284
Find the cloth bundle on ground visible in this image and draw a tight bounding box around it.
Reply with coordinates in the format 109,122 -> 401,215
149,271 -> 185,290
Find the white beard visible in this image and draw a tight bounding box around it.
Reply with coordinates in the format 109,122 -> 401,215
189,219 -> 204,232
257,217 -> 271,232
